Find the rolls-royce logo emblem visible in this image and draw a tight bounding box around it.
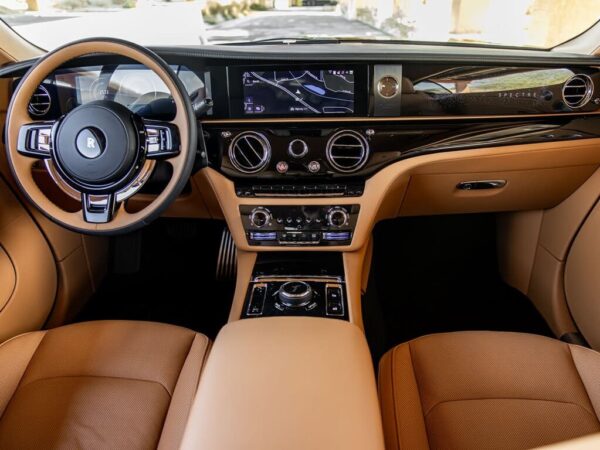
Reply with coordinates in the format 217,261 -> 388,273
76,128 -> 105,159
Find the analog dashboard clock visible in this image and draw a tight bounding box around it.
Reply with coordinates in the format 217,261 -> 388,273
377,76 -> 399,98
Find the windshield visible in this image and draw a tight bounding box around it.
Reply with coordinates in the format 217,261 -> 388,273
1,0 -> 599,51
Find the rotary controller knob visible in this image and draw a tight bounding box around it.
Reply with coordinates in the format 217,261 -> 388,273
326,207 -> 349,228
278,281 -> 313,308
249,207 -> 271,228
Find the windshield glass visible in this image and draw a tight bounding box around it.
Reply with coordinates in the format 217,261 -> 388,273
1,0 -> 599,51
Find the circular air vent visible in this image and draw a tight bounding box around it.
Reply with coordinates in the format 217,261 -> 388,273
562,75 -> 594,109
326,130 -> 369,173
228,131 -> 271,174
28,85 -> 51,117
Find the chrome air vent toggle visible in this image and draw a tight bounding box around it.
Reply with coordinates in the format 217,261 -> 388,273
228,131 -> 271,173
326,130 -> 369,173
28,85 -> 52,117
562,75 -> 594,109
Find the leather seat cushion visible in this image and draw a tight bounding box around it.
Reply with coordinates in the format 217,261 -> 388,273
0,320 -> 210,449
379,331 -> 600,450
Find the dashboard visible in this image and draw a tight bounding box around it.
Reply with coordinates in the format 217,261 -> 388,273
4,43 -> 600,247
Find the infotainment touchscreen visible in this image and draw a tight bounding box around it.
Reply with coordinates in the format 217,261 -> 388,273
241,69 -> 355,115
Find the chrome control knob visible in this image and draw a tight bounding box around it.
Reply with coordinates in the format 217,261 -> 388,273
278,281 -> 313,308
288,139 -> 308,158
249,207 -> 271,228
326,207 -> 349,228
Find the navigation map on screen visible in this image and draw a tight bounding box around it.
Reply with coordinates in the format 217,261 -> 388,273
242,69 -> 355,115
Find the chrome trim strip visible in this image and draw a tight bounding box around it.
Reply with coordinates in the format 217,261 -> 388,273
202,111 -> 600,124
251,275 -> 344,283
44,158 -> 156,203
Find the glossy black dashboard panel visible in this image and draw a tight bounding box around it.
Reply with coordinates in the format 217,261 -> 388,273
8,50 -> 600,122
401,66 -> 600,116
217,63 -> 600,119
204,116 -> 600,185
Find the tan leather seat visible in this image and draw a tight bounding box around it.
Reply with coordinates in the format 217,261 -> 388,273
0,320 -> 210,449
379,331 -> 600,450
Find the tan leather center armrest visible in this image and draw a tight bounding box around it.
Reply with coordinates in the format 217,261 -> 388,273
180,317 -> 384,450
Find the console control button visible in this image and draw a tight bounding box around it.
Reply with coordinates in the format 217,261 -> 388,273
249,207 -> 271,228
307,160 -> 321,173
326,285 -> 344,316
247,284 -> 267,316
276,161 -> 289,174
288,139 -> 309,158
278,281 -> 313,308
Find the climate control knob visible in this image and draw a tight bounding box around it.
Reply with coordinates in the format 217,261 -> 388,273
249,207 -> 271,228
326,207 -> 349,228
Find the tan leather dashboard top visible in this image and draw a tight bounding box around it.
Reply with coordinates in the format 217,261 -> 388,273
180,317 -> 385,450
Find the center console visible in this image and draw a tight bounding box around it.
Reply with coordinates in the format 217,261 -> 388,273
241,252 -> 348,320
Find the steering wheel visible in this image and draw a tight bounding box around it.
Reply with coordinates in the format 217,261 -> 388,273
5,38 -> 197,235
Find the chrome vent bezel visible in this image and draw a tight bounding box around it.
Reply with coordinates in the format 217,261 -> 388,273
562,75 -> 594,109
28,85 -> 52,117
326,130 -> 370,173
228,131 -> 271,174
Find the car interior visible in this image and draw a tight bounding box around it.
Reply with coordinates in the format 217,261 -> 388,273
4,3 -> 600,448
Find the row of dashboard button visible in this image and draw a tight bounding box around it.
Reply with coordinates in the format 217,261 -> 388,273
275,216 -> 324,226
236,183 -> 364,197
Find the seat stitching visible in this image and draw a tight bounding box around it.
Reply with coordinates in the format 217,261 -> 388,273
17,373 -> 172,398
424,397 -> 600,423
407,341 -> 431,449
567,344 -> 600,422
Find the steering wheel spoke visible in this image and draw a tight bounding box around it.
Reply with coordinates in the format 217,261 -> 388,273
81,192 -> 117,224
143,119 -> 181,159
16,121 -> 55,159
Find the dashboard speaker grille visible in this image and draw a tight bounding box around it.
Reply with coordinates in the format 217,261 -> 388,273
326,130 -> 369,173
228,131 -> 271,174
28,85 -> 51,117
562,75 -> 593,109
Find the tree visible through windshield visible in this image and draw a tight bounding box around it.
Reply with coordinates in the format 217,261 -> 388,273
1,0 -> 599,51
